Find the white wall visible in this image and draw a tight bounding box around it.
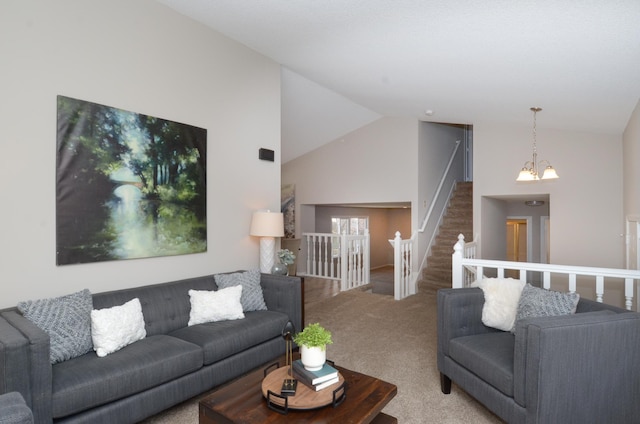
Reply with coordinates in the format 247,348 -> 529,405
623,99 -> 640,218
282,117 -> 419,237
0,1 -> 281,308
417,122 -> 466,265
474,122 -> 624,268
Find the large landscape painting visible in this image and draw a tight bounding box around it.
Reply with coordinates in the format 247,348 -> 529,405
56,95 -> 207,265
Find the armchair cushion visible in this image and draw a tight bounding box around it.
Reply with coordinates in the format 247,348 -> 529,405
514,284 -> 579,333
472,278 -> 525,331
449,332 -> 515,397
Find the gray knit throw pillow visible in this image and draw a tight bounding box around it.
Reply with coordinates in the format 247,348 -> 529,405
214,269 -> 267,312
513,284 -> 580,333
18,289 -> 93,364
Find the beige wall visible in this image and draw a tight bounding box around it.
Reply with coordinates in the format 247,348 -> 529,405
474,122 -> 624,268
0,1 -> 282,308
623,99 -> 640,219
282,117 -> 419,238
314,206 -> 411,267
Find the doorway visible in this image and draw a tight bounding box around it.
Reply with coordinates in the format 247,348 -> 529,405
506,217 -> 531,278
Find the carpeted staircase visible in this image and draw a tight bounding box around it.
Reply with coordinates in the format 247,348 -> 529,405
420,181 -> 473,291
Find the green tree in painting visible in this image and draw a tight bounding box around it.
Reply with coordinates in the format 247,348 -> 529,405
56,95 -> 207,265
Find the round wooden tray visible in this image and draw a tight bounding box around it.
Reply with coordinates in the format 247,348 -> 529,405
261,366 -> 345,410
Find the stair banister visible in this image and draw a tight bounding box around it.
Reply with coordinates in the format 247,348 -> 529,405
418,140 -> 461,234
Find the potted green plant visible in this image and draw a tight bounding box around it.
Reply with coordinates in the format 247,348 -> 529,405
272,249 -> 296,275
293,322 -> 333,371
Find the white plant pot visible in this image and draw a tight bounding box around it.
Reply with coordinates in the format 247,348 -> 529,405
300,345 -> 326,371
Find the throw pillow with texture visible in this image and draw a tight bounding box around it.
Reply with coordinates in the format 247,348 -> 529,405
188,285 -> 245,326
17,289 -> 93,364
214,269 -> 267,311
472,278 -> 525,331
91,298 -> 147,357
513,284 -> 580,333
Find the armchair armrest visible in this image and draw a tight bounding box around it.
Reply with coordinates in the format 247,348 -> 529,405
514,311 -> 640,423
0,392 -> 33,424
1,311 -> 52,424
259,274 -> 303,333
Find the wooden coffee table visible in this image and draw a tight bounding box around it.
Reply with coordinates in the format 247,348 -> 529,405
199,355 -> 397,423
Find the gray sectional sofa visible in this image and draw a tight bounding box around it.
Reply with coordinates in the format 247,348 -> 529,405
438,287 -> 640,424
0,272 -> 302,424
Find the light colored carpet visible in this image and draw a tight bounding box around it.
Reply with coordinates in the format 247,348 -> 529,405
142,287 -> 504,423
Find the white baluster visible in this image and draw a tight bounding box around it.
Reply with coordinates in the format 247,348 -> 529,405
596,276 -> 604,303
624,278 -> 633,311
568,274 -> 576,293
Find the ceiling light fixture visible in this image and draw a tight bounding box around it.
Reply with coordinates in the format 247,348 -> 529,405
516,107 -> 559,182
525,200 -> 545,207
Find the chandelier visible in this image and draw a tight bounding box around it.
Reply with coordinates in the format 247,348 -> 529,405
516,107 -> 559,181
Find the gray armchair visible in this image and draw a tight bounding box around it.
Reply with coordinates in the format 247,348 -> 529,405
437,288 -> 640,424
0,392 -> 33,424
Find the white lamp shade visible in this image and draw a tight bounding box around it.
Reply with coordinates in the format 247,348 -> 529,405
250,211 -> 284,237
541,166 -> 559,180
516,168 -> 536,181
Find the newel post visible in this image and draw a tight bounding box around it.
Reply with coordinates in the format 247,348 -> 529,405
452,234 -> 465,288
393,231 -> 402,300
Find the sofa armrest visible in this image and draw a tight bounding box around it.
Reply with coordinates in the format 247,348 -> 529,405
1,312 -> 52,424
260,274 -> 303,333
514,311 -> 640,423
0,316 -> 31,397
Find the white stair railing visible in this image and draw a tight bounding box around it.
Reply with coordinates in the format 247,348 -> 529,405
452,233 -> 640,311
301,230 -> 370,292
388,231 -> 414,300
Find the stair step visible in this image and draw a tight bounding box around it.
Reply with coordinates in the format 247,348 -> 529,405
420,182 -> 472,291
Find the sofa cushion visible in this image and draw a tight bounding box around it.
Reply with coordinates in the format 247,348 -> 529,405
170,310 -> 289,365
51,335 -> 202,418
91,298 -> 147,357
449,332 -> 515,397
215,269 -> 267,312
17,289 -> 93,364
188,286 -> 245,326
92,275 -> 217,336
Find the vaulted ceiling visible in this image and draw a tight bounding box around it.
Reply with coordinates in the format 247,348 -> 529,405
157,1 -> 640,163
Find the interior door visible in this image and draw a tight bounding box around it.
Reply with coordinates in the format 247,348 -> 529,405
506,219 -> 528,278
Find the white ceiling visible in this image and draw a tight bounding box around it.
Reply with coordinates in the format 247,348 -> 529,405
156,0 -> 640,163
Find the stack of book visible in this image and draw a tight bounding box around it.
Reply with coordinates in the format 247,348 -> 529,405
292,359 -> 339,391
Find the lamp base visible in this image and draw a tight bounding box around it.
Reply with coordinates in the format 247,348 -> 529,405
259,237 -> 275,273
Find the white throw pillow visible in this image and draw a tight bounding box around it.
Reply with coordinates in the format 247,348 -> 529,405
472,278 -> 525,332
91,298 -> 146,357
188,285 -> 245,326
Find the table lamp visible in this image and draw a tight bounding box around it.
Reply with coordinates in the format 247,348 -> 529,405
250,211 -> 284,273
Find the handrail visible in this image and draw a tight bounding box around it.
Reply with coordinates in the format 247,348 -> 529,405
418,139 -> 461,234
452,233 -> 640,311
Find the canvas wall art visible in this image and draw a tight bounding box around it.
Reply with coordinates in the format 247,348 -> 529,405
281,184 -> 295,239
56,95 -> 207,265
